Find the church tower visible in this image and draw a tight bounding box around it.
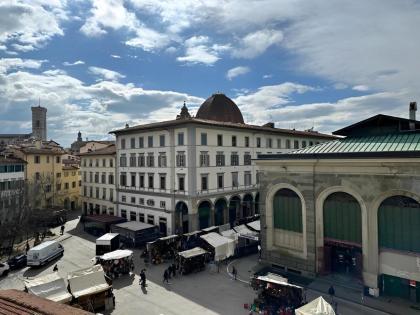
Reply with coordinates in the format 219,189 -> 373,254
31,105 -> 47,140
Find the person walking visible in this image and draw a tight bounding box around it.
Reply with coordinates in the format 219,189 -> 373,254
163,269 -> 170,284
25,242 -> 30,254
328,285 -> 335,303
232,266 -> 237,280
60,225 -> 65,235
257,244 -> 262,259
140,269 -> 146,287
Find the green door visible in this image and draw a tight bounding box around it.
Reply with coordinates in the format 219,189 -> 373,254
323,192 -> 362,244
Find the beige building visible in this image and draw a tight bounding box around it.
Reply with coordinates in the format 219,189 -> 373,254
59,165 -> 81,210
256,106 -> 420,303
79,144 -> 116,215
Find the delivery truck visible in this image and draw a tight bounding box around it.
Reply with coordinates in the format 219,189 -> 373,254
27,240 -> 64,267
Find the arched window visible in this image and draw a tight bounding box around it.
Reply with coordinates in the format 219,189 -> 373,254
378,195 -> 420,252
273,189 -> 302,233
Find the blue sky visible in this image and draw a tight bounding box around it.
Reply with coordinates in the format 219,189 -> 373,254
1,0 -> 419,147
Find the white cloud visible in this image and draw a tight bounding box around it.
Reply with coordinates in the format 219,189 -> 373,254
63,60 -> 85,66
88,66 -> 126,82
232,29 -> 283,58
177,36 -> 227,65
226,66 -> 250,80
352,85 -> 369,92
263,74 -> 273,79
110,55 -> 121,59
0,58 -> 46,74
125,26 -> 171,52
0,1 -> 66,51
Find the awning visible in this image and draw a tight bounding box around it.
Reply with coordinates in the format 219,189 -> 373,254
220,229 -> 239,242
68,265 -> 111,298
24,272 -> 72,304
295,297 -> 335,315
158,234 -> 178,241
246,220 -> 260,232
200,232 -> 235,261
99,249 -> 133,260
178,247 -> 208,259
257,273 -> 303,289
234,224 -> 259,240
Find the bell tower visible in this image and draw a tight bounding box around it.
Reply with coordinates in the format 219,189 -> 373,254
31,104 -> 47,140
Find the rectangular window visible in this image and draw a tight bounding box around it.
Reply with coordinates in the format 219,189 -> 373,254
120,154 -> 127,167
110,188 -> 114,201
102,158 -> 106,167
217,134 -> 223,146
138,154 -> 145,167
294,140 -> 299,149
178,132 -> 184,145
231,153 -> 239,166
302,141 -> 307,148
309,141 -> 314,146
176,152 -> 186,167
130,153 -> 136,167
217,174 -> 224,189
139,137 -> 144,148
56,183 -> 61,191
72,181 -> 76,188
120,172 -> 127,186
159,135 -> 165,147
139,213 -> 145,222
89,172 -> 93,183
90,186 -> 93,197
244,153 -> 251,165
83,172 -> 87,182
148,174 -> 154,188
256,171 -> 260,184
108,174 -> 114,184
56,156 -> 61,163
245,136 -> 250,147
277,139 -> 281,148
122,195 -> 126,202
139,174 -> 145,188
201,133 -> 207,145
201,175 -> 208,191
121,138 -> 126,149
130,211 -> 136,221
110,159 -> 114,167
130,137 -> 135,149
131,172 -> 136,187
245,171 -> 251,186
286,139 -> 291,149
158,153 -> 167,167
34,156 -> 40,164
148,136 -> 153,147
160,175 -> 166,190
131,197 -> 136,204
267,138 -> 272,148
102,188 -> 106,199
200,152 -> 209,167
147,153 -> 154,167
121,209 -> 127,219
257,137 -> 261,148
147,215 -> 154,225
232,135 -> 237,147
160,201 -> 166,208
95,187 -> 99,198
178,176 -> 185,191
216,152 -> 225,166
56,172 -> 61,178
232,172 -> 238,188
94,172 -> 99,183
46,156 -> 50,163
101,172 -> 106,184
139,198 -> 144,205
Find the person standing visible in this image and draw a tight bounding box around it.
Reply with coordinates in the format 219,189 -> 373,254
25,242 -> 30,254
163,269 -> 170,284
140,269 -> 146,287
328,285 -> 335,303
60,225 -> 65,235
232,266 -> 237,280
257,244 -> 262,259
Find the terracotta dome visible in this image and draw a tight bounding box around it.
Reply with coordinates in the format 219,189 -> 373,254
196,93 -> 244,124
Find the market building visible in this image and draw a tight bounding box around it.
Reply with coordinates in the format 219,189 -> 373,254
256,102 -> 420,302
79,144 -> 116,216
110,93 -> 335,236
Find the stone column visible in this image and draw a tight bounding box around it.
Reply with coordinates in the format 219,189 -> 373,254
210,205 -> 215,226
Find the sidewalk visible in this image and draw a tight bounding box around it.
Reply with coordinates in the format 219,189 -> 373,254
230,254 -> 420,315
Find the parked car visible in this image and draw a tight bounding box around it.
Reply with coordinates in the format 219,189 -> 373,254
27,241 -> 64,267
0,262 -> 10,276
7,254 -> 27,270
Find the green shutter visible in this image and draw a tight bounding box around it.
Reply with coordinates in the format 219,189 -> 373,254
323,192 -> 362,244
273,190 -> 303,233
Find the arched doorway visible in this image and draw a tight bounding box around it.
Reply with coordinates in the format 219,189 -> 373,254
273,189 -> 303,233
175,201 -> 189,234
242,194 -> 253,218
255,193 -> 260,214
323,192 -> 362,276
214,199 -> 227,226
378,195 -> 420,302
229,196 -> 241,227
198,201 -> 211,229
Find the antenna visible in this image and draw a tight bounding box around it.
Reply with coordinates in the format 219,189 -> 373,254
38,97 -> 41,107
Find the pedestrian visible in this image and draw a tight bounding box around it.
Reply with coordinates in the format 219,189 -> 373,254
361,291 -> 364,304
171,263 -> 176,277
53,264 -> 58,272
328,285 -> 335,302
232,266 -> 237,280
163,269 -> 170,284
257,244 -> 262,259
167,266 -> 172,279
140,269 -> 146,287
60,225 -> 65,235
25,242 -> 30,254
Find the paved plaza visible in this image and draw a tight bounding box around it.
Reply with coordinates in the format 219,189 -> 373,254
0,217 -> 406,315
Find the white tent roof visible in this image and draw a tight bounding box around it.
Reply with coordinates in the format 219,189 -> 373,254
220,229 -> 239,242
295,297 -> 335,315
246,220 -> 260,232
68,265 -> 111,298
234,224 -> 259,240
96,233 -> 119,245
178,247 -> 207,259
24,272 -> 72,303
99,249 -> 133,260
200,232 -> 235,261
257,273 -> 303,289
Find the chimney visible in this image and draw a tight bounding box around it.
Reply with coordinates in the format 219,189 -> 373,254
410,102 -> 417,120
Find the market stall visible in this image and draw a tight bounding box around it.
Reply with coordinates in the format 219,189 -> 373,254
181,230 -> 202,250
201,226 -> 219,234
177,247 -> 208,275
246,220 -> 261,232
250,273 -> 304,314
200,232 -> 235,261
111,221 -> 160,248
233,224 -> 259,256
220,229 -> 239,243
96,233 -> 120,256
67,265 -> 114,312
97,249 -> 134,279
147,235 -> 180,264
82,215 -> 126,236
295,297 -> 335,315
24,272 -> 72,304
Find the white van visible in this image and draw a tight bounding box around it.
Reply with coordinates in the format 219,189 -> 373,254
27,240 -> 64,267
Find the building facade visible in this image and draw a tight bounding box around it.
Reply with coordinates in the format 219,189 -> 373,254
256,108 -> 420,302
60,165 -> 81,210
111,94 -> 336,236
79,144 -> 116,216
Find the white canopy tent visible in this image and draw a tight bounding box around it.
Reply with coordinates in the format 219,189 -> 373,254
68,265 -> 111,299
200,232 -> 235,261
178,247 -> 208,259
99,249 -> 133,261
24,272 -> 72,304
246,220 -> 260,232
220,229 -> 239,242
233,224 -> 259,240
295,297 -> 335,315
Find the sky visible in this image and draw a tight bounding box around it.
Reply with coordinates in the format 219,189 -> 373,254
0,0 -> 420,147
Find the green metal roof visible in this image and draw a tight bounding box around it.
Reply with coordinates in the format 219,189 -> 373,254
292,132 -> 420,154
